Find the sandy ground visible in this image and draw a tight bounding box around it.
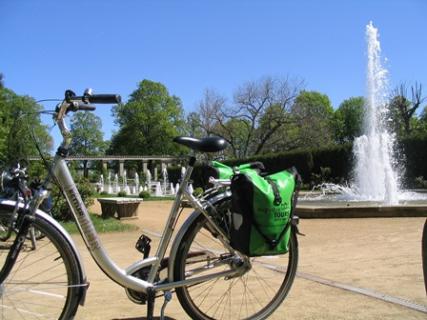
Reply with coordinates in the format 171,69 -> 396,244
68,200 -> 427,320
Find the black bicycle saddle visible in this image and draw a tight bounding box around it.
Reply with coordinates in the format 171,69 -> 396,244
173,136 -> 227,153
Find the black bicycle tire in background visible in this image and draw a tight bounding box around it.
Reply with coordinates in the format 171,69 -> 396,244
173,204 -> 299,320
422,218 -> 427,295
0,208 -> 82,319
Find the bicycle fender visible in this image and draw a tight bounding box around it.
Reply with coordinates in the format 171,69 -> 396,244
0,199 -> 88,306
167,191 -> 231,282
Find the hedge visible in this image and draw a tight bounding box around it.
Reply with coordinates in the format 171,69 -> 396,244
165,137 -> 427,189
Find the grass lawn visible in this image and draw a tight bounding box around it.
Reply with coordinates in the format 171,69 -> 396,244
60,213 -> 138,234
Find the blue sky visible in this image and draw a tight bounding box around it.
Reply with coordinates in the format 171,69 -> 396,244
1,0 -> 426,148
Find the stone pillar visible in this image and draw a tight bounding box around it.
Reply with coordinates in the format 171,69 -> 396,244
102,160 -> 108,172
161,161 -> 167,171
142,160 -> 148,175
154,164 -> 158,181
119,160 -> 125,177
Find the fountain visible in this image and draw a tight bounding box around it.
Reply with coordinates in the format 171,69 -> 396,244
353,21 -> 399,205
188,183 -> 194,195
99,175 -> 105,193
114,174 -> 119,193
123,170 -> 131,194
146,170 -> 152,193
135,172 -> 140,194
298,22 -> 427,218
180,166 -> 186,181
155,181 -> 162,196
161,167 -> 168,194
107,172 -> 113,194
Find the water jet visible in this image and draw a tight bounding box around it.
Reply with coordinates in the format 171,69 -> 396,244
297,22 -> 427,218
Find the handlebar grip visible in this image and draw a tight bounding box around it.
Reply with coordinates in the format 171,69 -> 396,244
78,104 -> 96,111
87,94 -> 121,104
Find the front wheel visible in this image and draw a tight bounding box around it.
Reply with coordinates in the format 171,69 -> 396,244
174,211 -> 298,320
0,209 -> 82,319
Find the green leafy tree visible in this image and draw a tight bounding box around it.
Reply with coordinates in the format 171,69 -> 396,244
333,97 -> 365,143
185,112 -> 204,138
291,90 -> 334,148
70,112 -> 107,177
389,83 -> 425,137
0,86 -> 52,164
109,80 -> 185,155
412,105 -> 427,137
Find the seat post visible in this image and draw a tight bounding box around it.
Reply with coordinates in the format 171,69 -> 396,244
146,155 -> 196,283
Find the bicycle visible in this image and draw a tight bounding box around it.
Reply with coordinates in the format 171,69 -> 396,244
0,89 -> 299,320
0,160 -> 46,245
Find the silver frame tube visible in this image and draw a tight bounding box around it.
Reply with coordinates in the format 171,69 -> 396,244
52,155 -> 238,293
52,157 -> 154,292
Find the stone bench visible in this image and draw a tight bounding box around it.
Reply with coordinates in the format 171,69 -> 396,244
97,198 -> 143,220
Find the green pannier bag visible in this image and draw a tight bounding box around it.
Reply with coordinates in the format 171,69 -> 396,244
204,161 -> 265,183
205,161 -> 234,181
230,168 -> 299,256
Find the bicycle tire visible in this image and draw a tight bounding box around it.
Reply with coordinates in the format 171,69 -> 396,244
0,209 -> 82,319
0,215 -> 46,241
174,199 -> 298,320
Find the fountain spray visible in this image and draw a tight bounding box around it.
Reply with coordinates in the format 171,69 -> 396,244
353,21 -> 400,204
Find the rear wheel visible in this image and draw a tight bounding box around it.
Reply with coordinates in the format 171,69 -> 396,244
0,209 -> 82,319
174,206 -> 298,320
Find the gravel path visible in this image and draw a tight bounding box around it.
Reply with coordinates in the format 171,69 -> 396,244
69,200 -> 427,319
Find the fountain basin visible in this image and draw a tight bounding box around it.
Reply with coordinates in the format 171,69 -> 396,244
296,199 -> 427,219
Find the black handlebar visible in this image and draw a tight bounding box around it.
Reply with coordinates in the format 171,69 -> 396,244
86,94 -> 121,104
62,89 -> 122,114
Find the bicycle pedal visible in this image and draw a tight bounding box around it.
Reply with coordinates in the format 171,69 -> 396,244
135,234 -> 151,258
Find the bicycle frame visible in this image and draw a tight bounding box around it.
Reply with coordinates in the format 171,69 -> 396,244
41,98 -> 241,295
52,153 -> 238,294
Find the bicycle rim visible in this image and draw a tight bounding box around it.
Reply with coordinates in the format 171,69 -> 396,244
0,212 -> 81,319
174,213 -> 298,320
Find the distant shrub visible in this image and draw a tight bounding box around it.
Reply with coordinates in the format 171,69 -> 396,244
139,191 -> 151,199
51,177 -> 95,221
100,191 -> 108,196
193,187 -> 204,197
311,166 -> 332,186
117,191 -> 127,197
414,176 -> 427,189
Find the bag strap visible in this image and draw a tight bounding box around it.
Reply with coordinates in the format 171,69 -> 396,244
251,177 -> 285,249
265,177 -> 282,206
252,220 -> 291,250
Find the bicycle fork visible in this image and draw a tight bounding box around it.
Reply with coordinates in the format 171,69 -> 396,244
0,213 -> 35,284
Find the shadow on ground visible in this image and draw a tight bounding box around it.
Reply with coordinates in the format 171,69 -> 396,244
113,317 -> 176,320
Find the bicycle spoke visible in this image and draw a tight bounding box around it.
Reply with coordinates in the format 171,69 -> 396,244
0,211 -> 81,319
175,210 -> 298,319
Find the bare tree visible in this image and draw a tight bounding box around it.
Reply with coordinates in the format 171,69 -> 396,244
197,89 -> 246,158
197,76 -> 304,158
390,82 -> 426,135
198,89 -> 226,136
